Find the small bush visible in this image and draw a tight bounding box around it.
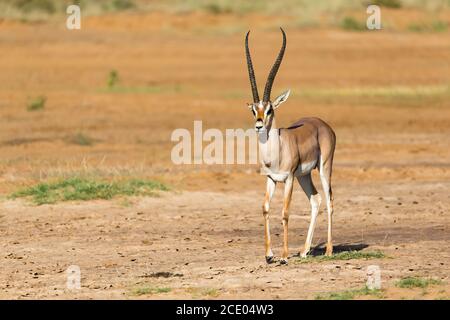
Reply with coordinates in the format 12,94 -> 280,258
340,17 -> 366,31
107,70 -> 119,88
27,96 -> 46,111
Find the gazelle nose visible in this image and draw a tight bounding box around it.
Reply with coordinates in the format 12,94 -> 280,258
255,124 -> 263,130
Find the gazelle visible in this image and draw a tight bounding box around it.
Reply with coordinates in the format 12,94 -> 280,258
245,28 -> 336,264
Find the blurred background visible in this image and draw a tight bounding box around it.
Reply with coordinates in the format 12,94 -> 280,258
0,0 -> 449,300
0,0 -> 449,192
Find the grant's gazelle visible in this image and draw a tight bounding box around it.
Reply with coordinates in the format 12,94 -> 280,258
245,28 -> 336,264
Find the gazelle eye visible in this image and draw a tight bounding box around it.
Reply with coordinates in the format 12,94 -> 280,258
251,108 -> 256,116
266,108 -> 272,116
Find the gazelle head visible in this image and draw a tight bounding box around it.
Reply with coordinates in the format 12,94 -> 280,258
245,28 -> 290,133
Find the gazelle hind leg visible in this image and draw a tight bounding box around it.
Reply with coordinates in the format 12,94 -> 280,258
298,174 -> 321,258
319,156 -> 334,256
262,177 -> 276,263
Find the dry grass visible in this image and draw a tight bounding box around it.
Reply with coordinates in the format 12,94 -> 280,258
1,0 -> 448,33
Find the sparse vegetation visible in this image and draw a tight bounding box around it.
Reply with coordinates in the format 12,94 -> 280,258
110,0 -> 135,11
203,3 -> 232,15
315,286 -> 384,300
102,84 -> 182,94
69,133 -> 94,146
368,0 -> 402,9
0,1 -> 447,34
201,288 -> 219,297
408,21 -> 448,32
186,287 -> 220,298
396,277 -> 443,289
27,96 -> 46,111
13,0 -> 56,14
131,286 -> 171,296
10,177 -> 169,205
296,250 -> 385,263
340,16 -> 366,31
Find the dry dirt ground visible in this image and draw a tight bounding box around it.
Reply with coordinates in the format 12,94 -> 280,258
0,11 -> 449,299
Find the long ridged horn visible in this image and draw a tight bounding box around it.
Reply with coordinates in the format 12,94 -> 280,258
245,30 -> 260,103
263,27 -> 286,102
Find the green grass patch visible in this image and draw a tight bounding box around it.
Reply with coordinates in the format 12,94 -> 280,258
296,250 -> 385,264
131,286 -> 171,296
10,177 -> 169,205
395,277 -> 443,289
315,286 -> 384,300
27,95 -> 46,111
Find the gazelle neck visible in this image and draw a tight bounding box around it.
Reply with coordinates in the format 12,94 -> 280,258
258,117 -> 280,169
258,117 -> 277,143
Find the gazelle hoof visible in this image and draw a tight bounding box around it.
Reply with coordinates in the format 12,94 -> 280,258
279,258 -> 288,265
300,251 -> 309,258
265,256 -> 274,264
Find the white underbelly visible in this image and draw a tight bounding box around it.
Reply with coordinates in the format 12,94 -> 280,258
268,172 -> 289,182
260,166 -> 289,182
294,160 -> 317,177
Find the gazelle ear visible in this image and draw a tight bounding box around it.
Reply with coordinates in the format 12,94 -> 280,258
247,103 -> 253,109
272,90 -> 290,109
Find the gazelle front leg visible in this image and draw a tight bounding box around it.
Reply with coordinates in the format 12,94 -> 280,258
280,174 -> 294,264
262,177 -> 276,263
